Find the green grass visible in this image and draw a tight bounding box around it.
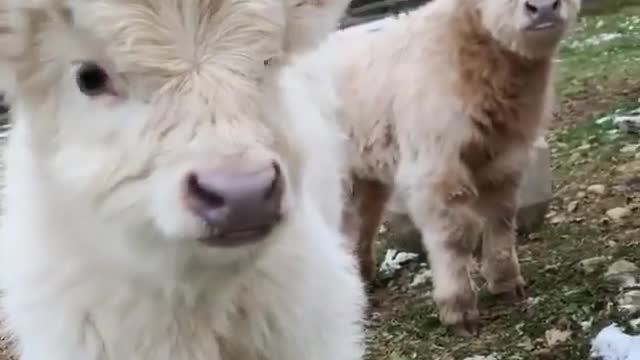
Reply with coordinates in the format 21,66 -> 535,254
581,0 -> 640,15
558,10 -> 640,97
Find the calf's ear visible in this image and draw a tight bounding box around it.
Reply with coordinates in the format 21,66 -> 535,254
284,0 -> 350,54
0,4 -> 30,100
0,0 -> 70,100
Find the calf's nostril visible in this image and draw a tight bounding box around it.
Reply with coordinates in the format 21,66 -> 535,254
183,162 -> 285,243
186,173 -> 226,209
264,162 -> 283,201
524,1 -> 538,14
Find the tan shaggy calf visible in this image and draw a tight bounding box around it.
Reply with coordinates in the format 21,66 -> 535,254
322,0 -> 581,334
0,0 -> 367,359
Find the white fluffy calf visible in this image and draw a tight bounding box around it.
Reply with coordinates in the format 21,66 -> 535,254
0,0 -> 365,359
324,0 -> 581,335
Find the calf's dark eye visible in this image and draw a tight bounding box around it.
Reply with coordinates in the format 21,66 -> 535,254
76,62 -> 111,96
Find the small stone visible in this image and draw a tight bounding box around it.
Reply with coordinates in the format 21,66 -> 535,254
567,200 -> 579,212
610,273 -> 638,289
532,349 -> 553,360
606,260 -> 640,288
545,328 -> 572,347
527,296 -> 543,306
576,143 -> 591,151
620,144 -> 640,153
462,355 -> 497,360
596,114 -> 611,124
378,224 -> 388,234
580,317 -> 593,331
617,160 -> 640,173
569,152 -> 581,163
528,233 -> 542,242
608,130 -> 621,140
578,256 -> 609,274
630,317 -> 640,330
409,269 -> 432,288
614,112 -> 640,133
577,191 -> 587,198
587,184 -> 606,195
606,207 -> 631,221
389,352 -> 411,360
606,260 -> 639,277
618,290 -> 640,314
518,338 -> 534,351
434,355 -> 455,360
544,263 -> 561,272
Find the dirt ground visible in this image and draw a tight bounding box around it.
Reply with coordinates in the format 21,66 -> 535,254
364,3 -> 640,360
1,2 -> 639,360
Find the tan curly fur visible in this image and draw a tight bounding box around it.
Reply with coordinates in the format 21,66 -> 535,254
323,0 -> 580,334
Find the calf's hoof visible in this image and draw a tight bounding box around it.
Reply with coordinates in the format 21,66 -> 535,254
437,293 -> 480,337
442,308 -> 480,338
488,276 -> 527,304
450,319 -> 480,338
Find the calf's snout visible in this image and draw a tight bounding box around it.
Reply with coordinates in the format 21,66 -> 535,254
524,0 -> 561,20
183,161 -> 284,246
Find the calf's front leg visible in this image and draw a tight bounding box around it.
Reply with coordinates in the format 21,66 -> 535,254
408,177 -> 483,336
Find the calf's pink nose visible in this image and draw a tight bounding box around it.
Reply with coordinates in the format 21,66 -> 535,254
184,162 -> 284,244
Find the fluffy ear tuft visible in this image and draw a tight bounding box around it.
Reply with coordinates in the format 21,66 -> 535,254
0,4 -> 30,98
0,5 -> 30,59
0,0 -> 69,99
284,0 -> 350,54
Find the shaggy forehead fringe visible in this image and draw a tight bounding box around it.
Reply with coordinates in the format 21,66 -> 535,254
0,0 -> 287,93
83,0 -> 285,79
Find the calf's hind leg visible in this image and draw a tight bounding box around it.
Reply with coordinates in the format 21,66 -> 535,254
343,177 -> 390,285
474,175 -> 526,301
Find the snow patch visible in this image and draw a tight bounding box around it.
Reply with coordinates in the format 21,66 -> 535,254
379,249 -> 419,276
591,324 -> 640,360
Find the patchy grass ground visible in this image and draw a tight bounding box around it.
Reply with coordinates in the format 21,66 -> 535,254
365,4 -> 640,360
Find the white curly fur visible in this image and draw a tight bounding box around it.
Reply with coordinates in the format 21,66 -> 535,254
0,0 -> 364,359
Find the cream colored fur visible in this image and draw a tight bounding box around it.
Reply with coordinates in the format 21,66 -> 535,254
0,0 -> 364,359
321,0 -> 581,333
